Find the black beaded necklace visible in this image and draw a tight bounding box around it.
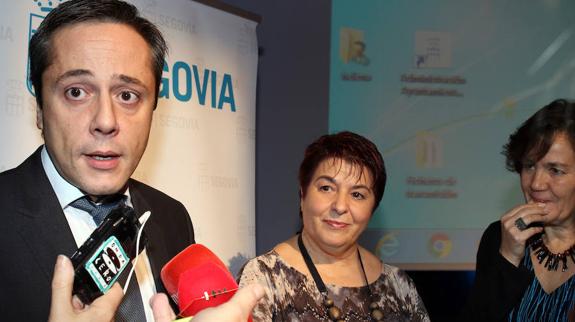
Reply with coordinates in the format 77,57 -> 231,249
531,235 -> 575,272
297,234 -> 383,321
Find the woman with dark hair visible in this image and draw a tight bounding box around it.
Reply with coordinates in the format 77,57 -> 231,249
238,131 -> 429,321
463,99 -> 575,321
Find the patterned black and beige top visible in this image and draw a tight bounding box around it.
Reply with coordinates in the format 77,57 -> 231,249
238,250 -> 430,322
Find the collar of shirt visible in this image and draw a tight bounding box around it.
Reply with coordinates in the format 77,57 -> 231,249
40,145 -> 133,209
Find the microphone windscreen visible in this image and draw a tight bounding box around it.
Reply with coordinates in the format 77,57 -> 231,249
161,244 -> 228,298
178,261 -> 238,317
160,244 -> 238,317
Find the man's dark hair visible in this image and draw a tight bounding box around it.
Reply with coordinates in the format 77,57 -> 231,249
298,131 -> 387,211
29,0 -> 167,109
503,99 -> 575,173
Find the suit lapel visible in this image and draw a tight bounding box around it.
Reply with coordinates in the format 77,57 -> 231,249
14,148 -> 77,280
129,180 -> 170,291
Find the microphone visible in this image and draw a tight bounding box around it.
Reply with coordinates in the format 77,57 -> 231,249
161,244 -> 246,318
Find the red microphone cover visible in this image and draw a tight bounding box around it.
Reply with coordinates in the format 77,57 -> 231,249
178,262 -> 238,316
161,244 -> 239,317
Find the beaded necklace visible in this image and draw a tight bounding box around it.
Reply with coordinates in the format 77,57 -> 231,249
531,235 -> 575,272
297,234 -> 383,321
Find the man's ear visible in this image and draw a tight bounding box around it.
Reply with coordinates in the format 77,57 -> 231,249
36,106 -> 43,131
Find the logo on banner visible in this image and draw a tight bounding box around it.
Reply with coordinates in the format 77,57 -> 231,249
26,0 -> 64,96
160,61 -> 237,112
428,233 -> 452,258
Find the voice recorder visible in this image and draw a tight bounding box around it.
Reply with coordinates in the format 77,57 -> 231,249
70,205 -> 146,304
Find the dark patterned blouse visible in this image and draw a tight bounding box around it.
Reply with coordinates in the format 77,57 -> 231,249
238,250 -> 430,322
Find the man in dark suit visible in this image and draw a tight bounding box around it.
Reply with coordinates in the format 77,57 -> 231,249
0,0 -> 194,320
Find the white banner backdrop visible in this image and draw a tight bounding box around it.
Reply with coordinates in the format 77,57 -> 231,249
0,0 -> 257,275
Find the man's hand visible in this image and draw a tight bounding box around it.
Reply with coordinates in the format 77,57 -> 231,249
150,283 -> 265,322
48,255 -> 124,322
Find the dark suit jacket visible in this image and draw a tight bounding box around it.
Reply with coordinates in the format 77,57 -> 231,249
0,147 -> 195,321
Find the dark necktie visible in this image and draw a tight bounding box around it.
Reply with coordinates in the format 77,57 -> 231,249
69,196 -> 147,322
69,195 -> 126,225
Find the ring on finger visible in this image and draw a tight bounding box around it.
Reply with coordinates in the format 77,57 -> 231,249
514,217 -> 528,231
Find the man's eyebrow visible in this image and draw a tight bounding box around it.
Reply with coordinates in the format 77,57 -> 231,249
54,69 -> 93,84
53,71 -> 145,87
115,74 -> 145,86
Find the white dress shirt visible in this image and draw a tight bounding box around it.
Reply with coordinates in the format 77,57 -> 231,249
41,146 -> 156,321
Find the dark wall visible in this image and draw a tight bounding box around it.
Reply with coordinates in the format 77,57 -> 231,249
220,0 -> 332,253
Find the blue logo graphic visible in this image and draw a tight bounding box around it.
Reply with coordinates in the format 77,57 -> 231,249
27,0 -> 64,96
160,61 -> 236,112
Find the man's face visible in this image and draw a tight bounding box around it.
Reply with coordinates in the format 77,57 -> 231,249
37,22 -> 156,197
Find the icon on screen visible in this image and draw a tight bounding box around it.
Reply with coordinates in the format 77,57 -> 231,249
414,31 -> 452,69
340,27 -> 370,66
416,131 -> 443,168
428,233 -> 452,258
375,232 -> 400,258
